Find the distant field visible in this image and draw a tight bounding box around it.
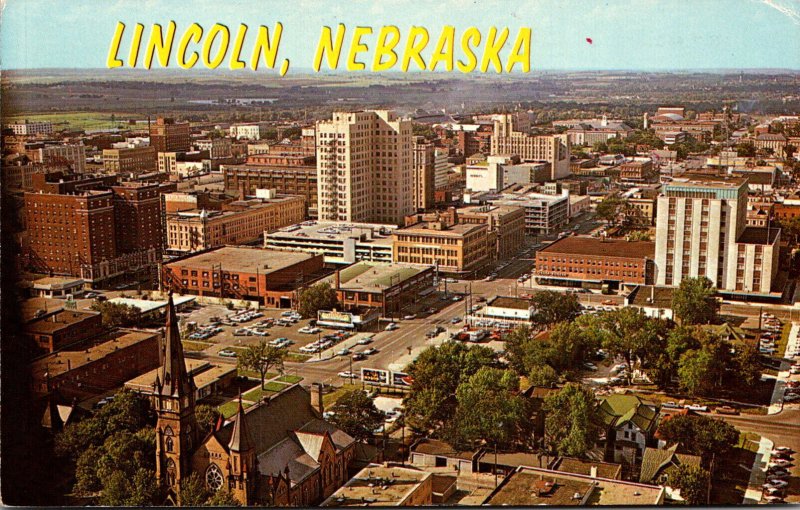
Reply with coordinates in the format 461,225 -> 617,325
5,112 -> 135,131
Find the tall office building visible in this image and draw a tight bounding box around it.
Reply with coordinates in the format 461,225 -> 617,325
491,113 -> 571,180
412,137 -> 436,211
149,117 -> 190,153
316,110 -> 413,225
655,175 -> 780,295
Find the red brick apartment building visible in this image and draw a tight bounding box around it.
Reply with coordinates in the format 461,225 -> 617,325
24,172 -> 167,285
24,309 -> 104,353
161,246 -> 326,308
535,236 -> 656,289
149,117 -> 190,153
30,329 -> 161,400
222,164 -> 318,218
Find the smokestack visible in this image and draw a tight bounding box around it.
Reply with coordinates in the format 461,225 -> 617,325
334,269 -> 340,291
311,382 -> 324,415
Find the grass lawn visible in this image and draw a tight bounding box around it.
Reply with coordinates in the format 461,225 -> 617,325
277,374 -> 304,384
775,323 -> 792,357
218,399 -> 254,419
182,340 -> 212,352
6,112 -> 134,131
322,383 -> 359,407
237,369 -> 278,381
286,353 -> 312,363
242,386 -> 275,402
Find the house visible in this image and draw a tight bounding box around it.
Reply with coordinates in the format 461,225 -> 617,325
639,445 -> 703,502
598,395 -> 660,468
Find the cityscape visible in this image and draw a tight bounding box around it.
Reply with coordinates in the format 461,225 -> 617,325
3,2 -> 800,508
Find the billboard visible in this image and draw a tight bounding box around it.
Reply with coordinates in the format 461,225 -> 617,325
318,310 -> 353,324
361,368 -> 413,388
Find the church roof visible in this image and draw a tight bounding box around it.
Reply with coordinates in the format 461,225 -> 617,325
156,294 -> 196,399
228,396 -> 254,452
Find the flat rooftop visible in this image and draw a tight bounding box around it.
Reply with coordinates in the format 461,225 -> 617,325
737,227 -> 780,245
489,296 -> 532,310
322,465 -> 431,507
31,277 -> 84,289
125,360 -> 235,393
268,221 -> 395,245
487,466 -> 664,506
165,246 -> 317,274
551,457 -> 622,480
25,310 -> 99,334
667,174 -> 747,188
323,262 -> 430,293
107,295 -> 195,315
396,221 -> 486,237
31,329 -> 158,380
539,236 -> 655,259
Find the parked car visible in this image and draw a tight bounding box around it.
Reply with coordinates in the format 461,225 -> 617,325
715,406 -> 739,415
662,402 -> 681,409
338,371 -> 358,379
451,317 -> 462,324
403,314 -> 417,320
336,348 -> 351,356
773,446 -> 794,454
764,480 -> 789,489
684,404 -> 709,412
385,323 -> 398,331
783,393 -> 800,402
356,335 -> 374,345
352,352 -> 366,361
583,362 -> 598,371
299,326 -> 321,334
363,347 -> 378,355
219,349 -> 237,358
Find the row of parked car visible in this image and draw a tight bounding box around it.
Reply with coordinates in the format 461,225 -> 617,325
763,447 -> 794,503
188,324 -> 222,341
299,330 -> 356,354
759,313 -> 783,355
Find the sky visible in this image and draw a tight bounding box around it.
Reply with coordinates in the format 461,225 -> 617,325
1,0 -> 799,71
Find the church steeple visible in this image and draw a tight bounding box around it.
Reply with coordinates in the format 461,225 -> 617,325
154,293 -> 198,503
157,293 -> 195,399
228,395 -> 254,453
227,394 -> 257,505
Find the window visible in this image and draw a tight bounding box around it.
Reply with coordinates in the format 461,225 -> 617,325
206,463 -> 224,492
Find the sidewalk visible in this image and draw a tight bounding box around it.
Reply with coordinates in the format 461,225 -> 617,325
742,436 -> 774,504
767,322 -> 798,414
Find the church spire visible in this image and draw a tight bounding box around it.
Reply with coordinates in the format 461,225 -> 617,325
228,393 -> 254,452
157,293 -> 195,398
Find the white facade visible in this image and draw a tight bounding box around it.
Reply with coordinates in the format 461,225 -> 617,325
8,121 -> 53,136
316,110 -> 414,225
434,148 -> 452,190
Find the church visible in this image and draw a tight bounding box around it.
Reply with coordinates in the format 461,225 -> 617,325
154,295 -> 357,506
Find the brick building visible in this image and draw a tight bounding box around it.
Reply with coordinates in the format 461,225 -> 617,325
534,236 -> 656,290
392,220 -> 490,276
222,165 -> 318,218
165,190 -> 306,254
30,329 -> 161,400
161,246 -> 327,307
24,172 -> 166,285
24,308 -> 104,353
319,262 -> 435,317
150,117 -> 191,153
103,146 -> 157,175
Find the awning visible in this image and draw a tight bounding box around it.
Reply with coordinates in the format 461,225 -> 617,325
316,321 -> 356,329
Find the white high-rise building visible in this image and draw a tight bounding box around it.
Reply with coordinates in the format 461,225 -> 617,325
655,175 -> 780,295
316,110 -> 413,225
491,113 -> 571,180
434,148 -> 452,190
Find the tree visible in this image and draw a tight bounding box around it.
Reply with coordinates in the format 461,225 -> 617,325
677,349 -> 717,396
452,367 -> 530,449
195,404 -> 222,434
731,340 -> 762,386
328,389 -> 386,442
656,414 -> 738,461
672,277 -> 719,325
542,383 -> 601,458
595,196 -> 628,225
528,364 -> 559,388
530,291 -> 582,327
179,473 -> 209,507
296,282 -> 338,319
238,341 -> 286,390
403,342 -> 496,434
207,489 -> 241,506
586,307 -> 666,384
735,141 -> 756,158
671,464 -> 710,505
89,301 -> 141,328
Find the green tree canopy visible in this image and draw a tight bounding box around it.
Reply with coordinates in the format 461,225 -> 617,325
89,301 -> 141,328
542,383 -> 601,458
328,389 -> 386,442
179,473 -> 209,507
403,341 -> 497,434
195,404 -> 222,435
595,196 -> 629,225
671,464 -> 710,505
296,282 -> 339,319
452,367 -> 531,449
672,277 -> 719,325
207,489 -> 242,506
530,291 -> 582,327
238,341 -> 287,390
656,414 -> 739,462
